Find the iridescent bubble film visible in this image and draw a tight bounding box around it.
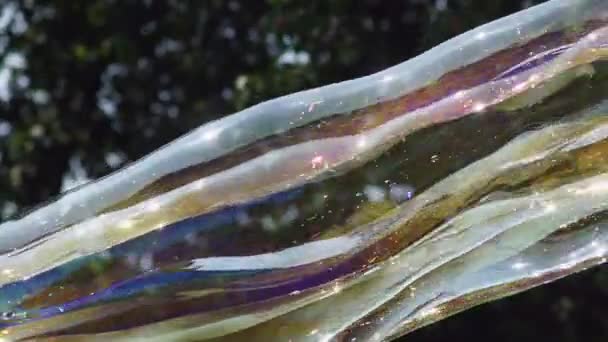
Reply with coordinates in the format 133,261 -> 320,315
1,0 -> 608,341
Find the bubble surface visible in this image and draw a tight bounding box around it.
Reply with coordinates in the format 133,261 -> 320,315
1,0 -> 608,341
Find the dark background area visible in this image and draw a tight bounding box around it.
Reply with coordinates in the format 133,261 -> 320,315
0,0 -> 606,341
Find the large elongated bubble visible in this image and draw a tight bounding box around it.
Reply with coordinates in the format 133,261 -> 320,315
1,0 -> 608,340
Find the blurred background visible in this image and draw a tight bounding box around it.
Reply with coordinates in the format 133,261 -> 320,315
0,0 -> 606,341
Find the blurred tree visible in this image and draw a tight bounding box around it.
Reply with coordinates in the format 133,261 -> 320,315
0,0 -> 546,212
0,0 -> 605,341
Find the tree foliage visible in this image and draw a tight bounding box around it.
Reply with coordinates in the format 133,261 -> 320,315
0,0 -> 544,211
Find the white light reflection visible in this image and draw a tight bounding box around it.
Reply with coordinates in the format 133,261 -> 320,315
118,219 -> 135,229
512,81 -> 529,92
558,260 -> 578,271
332,282 -> 343,294
591,240 -> 607,258
382,75 -> 395,83
589,32 -> 599,41
543,202 -> 557,213
472,102 -> 487,112
420,307 -> 441,318
188,127 -> 221,146
307,329 -> 319,336
575,180 -> 608,195
307,100 -> 323,113
511,261 -> 529,270
193,179 -> 206,190
201,128 -> 221,142
356,137 -> 368,149
311,155 -> 324,169
319,333 -> 334,342
144,200 -> 161,212
453,90 -> 466,100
